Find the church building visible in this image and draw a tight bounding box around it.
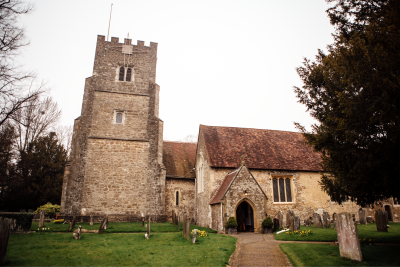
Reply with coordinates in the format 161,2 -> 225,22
60,35 -> 400,231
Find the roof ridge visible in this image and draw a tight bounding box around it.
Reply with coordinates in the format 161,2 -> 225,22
200,124 -> 303,134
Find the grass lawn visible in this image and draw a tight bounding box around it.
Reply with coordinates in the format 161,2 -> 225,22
31,221 -> 217,233
5,231 -> 235,266
274,222 -> 400,243
280,243 -> 400,266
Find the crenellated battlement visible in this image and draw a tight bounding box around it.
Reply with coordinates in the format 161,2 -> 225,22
97,35 -> 158,50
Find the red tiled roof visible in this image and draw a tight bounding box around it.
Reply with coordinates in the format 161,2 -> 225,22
201,125 -> 323,171
163,141 -> 197,178
209,169 -> 239,204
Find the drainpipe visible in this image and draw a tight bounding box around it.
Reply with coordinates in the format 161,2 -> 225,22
194,170 -> 197,224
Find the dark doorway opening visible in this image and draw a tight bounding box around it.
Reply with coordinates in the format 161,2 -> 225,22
385,205 -> 393,221
236,201 -> 254,232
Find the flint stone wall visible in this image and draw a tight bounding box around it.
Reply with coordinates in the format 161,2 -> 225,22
165,177 -> 195,222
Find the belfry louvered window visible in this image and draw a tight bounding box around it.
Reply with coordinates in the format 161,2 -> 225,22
273,177 -> 293,202
119,67 -> 125,81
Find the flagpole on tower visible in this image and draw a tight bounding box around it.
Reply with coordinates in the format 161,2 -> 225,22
107,3 -> 113,41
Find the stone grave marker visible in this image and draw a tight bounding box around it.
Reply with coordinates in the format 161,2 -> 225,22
73,226 -> 82,240
273,218 -> 279,232
183,213 -> 187,236
313,213 -> 322,227
359,209 -> 367,225
333,213 -> 338,229
294,216 -> 300,231
172,210 -> 175,225
323,212 -> 331,228
286,210 -> 294,228
39,209 -> 45,228
90,215 -> 93,226
303,218 -> 309,226
288,215 -> 294,231
186,219 -> 191,240
366,216 -> 373,223
278,210 -> 283,228
192,229 -> 197,244
336,212 -> 362,261
69,216 -> 77,232
104,215 -> 108,229
375,210 -> 388,232
0,217 -> 10,265
98,215 -> 108,234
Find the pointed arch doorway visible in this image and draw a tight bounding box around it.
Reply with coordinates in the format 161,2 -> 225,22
236,200 -> 254,232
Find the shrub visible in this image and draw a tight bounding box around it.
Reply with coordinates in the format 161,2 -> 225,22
33,203 -> 60,217
225,217 -> 238,228
0,212 -> 34,232
262,217 -> 273,228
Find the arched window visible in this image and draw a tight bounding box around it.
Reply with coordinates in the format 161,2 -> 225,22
119,67 -> 125,81
116,112 -> 123,123
176,191 -> 179,206
126,68 -> 132,82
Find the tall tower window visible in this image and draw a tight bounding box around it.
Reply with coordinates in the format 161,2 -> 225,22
126,68 -> 132,81
119,67 -> 125,81
176,191 -> 179,206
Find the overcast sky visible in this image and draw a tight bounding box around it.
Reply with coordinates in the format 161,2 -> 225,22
19,0 -> 335,141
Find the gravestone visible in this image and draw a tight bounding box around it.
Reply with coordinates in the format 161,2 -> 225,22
288,215 -> 294,231
172,210 -> 175,225
366,216 -> 373,223
375,210 -> 388,232
183,213 -> 187,236
303,218 -> 309,226
186,220 -> 191,240
0,217 -> 10,265
39,210 -> 45,228
294,216 -> 300,231
286,210 -> 294,228
336,212 -> 362,261
192,229 -> 197,244
278,211 -> 283,228
142,213 -> 145,227
273,218 -> 279,232
69,216 -> 76,232
90,215 -> 93,226
323,212 -> 331,228
98,215 -> 108,234
358,209 -> 367,225
73,226 -> 82,240
147,217 -> 151,238
333,213 -> 338,229
313,213 -> 322,227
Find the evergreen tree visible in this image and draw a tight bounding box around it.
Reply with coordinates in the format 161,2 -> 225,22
295,0 -> 400,206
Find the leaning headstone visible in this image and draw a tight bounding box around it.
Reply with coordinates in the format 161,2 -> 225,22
89,215 -> 93,226
278,211 -> 283,228
273,218 -> 279,232
375,210 -> 388,232
186,219 -> 191,240
358,209 -> 367,225
98,215 -> 108,234
39,209 -> 46,228
294,216 -> 300,231
73,226 -> 82,240
69,216 -> 76,232
366,216 -> 373,223
313,213 -> 322,228
183,213 -> 187,236
0,217 -> 10,265
286,210 -> 294,228
336,212 -> 362,261
104,215 -> 108,229
192,229 -> 197,244
323,212 -> 331,228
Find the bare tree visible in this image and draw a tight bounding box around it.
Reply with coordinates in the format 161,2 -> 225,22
180,134 -> 198,143
0,0 -> 45,127
14,96 -> 61,152
53,124 -> 73,156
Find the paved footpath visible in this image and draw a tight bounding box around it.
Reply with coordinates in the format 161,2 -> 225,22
228,233 -> 292,267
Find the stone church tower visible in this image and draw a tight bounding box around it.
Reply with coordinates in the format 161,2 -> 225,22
60,35 -> 166,220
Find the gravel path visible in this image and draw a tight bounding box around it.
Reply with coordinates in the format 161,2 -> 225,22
229,233 -> 292,267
